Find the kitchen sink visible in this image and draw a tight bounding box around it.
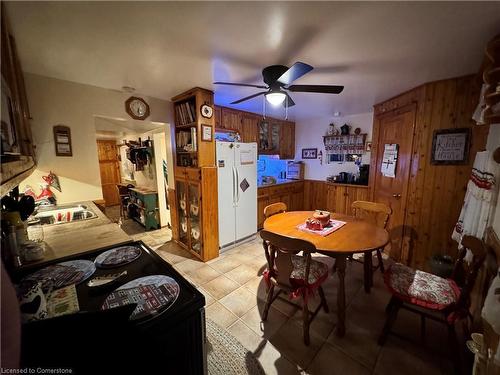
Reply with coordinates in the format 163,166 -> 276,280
32,204 -> 98,225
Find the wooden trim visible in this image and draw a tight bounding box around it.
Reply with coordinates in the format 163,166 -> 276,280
485,227 -> 500,266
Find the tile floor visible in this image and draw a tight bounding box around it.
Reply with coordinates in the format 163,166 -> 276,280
153,237 -> 457,375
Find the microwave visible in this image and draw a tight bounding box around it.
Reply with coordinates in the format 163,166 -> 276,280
287,162 -> 304,180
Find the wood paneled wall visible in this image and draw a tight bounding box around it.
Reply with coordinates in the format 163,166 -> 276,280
371,75 -> 490,270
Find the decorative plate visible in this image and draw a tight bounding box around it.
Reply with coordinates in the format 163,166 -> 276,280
101,275 -> 180,321
21,260 -> 96,292
94,246 -> 142,268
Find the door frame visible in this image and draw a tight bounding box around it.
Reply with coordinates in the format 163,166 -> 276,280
369,102 -> 417,233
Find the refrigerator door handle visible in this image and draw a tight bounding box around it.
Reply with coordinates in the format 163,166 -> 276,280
232,166 -> 237,206
236,167 -> 241,204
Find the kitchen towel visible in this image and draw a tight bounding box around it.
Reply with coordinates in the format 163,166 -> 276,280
452,150 -> 498,261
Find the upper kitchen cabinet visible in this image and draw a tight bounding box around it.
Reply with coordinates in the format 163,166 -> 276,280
217,106 -> 258,143
279,120 -> 295,159
1,5 -> 36,196
258,118 -> 280,154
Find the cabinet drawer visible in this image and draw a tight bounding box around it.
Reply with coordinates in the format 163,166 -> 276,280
269,185 -> 287,196
186,168 -> 201,181
258,187 -> 269,198
291,182 -> 304,193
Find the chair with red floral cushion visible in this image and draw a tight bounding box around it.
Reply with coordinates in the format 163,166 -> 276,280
378,235 -> 486,374
260,230 -> 329,345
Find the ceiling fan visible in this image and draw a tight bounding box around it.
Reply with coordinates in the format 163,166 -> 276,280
214,62 -> 344,107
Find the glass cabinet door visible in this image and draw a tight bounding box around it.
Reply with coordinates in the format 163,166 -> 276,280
188,183 -> 202,255
269,122 -> 280,152
176,180 -> 189,248
259,121 -> 269,151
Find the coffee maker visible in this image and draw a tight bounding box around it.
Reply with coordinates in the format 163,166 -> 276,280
357,164 -> 369,185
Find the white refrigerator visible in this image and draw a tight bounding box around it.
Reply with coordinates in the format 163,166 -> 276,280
216,142 -> 257,250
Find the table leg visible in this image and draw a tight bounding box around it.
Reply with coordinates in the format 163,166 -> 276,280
336,254 -> 347,337
364,251 -> 373,294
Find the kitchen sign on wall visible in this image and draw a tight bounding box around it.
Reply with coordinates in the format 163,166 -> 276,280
381,144 -> 398,178
431,128 -> 470,165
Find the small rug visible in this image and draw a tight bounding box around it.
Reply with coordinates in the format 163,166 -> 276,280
206,319 -> 265,375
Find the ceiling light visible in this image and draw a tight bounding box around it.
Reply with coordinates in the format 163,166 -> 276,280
265,91 -> 286,106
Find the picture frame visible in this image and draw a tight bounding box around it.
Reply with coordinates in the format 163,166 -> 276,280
302,148 -> 318,159
201,124 -> 212,142
431,128 -> 471,165
365,141 -> 372,152
53,125 -> 73,156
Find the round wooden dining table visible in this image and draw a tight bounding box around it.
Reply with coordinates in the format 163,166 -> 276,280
263,211 -> 389,337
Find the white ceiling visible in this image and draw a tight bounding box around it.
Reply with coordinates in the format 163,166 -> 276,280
6,1 -> 500,120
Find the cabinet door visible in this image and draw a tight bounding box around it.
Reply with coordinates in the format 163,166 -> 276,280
257,196 -> 269,229
240,113 -> 259,143
279,120 -> 295,159
188,182 -> 202,255
176,180 -> 189,248
214,105 -> 222,128
221,107 -> 241,130
327,185 -> 348,214
345,187 -> 369,215
269,120 -> 280,154
258,120 -> 269,152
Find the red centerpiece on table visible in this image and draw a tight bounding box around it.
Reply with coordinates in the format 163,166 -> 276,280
306,210 -> 331,230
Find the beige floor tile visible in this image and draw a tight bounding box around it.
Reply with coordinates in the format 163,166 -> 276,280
269,318 -> 325,369
203,274 -> 240,299
209,254 -> 242,273
228,320 -> 302,375
242,275 -> 265,295
185,264 -> 220,285
225,264 -> 260,285
219,287 -> 257,317
307,342 -> 371,375
206,302 -> 238,329
241,305 -> 289,339
290,306 -> 336,342
173,258 -> 205,274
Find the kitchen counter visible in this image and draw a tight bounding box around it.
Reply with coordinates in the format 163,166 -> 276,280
258,179 -> 303,188
21,201 -> 132,270
326,182 -> 369,188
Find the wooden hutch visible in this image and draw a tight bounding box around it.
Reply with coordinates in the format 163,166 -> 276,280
169,87 -> 219,261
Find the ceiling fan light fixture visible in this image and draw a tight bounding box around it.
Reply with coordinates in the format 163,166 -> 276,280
265,91 -> 286,106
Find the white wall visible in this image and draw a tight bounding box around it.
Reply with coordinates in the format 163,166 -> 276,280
21,73 -> 174,204
294,112 -> 373,180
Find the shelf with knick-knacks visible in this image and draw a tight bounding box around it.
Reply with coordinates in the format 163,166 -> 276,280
323,133 -> 367,163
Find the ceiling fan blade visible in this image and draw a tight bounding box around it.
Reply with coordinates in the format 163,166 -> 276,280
213,82 -> 268,89
283,93 -> 295,107
230,91 -> 267,104
287,84 -> 344,94
277,62 -> 313,85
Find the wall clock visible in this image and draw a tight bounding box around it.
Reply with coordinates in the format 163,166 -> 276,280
200,104 -> 213,119
125,96 -> 150,120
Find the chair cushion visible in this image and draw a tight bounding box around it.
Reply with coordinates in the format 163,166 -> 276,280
384,263 -> 460,310
290,255 -> 329,286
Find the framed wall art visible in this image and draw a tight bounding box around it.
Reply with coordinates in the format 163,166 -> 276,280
302,148 -> 317,159
201,124 -> 212,142
431,128 -> 470,165
53,125 -> 73,157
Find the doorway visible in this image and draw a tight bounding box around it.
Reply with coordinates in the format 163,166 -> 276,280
372,104 -> 416,261
94,115 -> 174,238
97,140 -> 121,206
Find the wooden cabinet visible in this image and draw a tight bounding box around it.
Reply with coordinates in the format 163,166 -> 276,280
279,120 -> 295,159
326,184 -> 369,215
215,105 -> 295,159
173,166 -> 219,261
171,87 -> 215,168
1,5 -> 36,196
257,181 -> 304,229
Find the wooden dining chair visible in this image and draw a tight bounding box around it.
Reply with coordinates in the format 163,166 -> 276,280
116,184 -> 134,219
378,235 -> 486,374
350,200 -> 392,290
260,230 -> 329,345
263,202 -> 287,219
